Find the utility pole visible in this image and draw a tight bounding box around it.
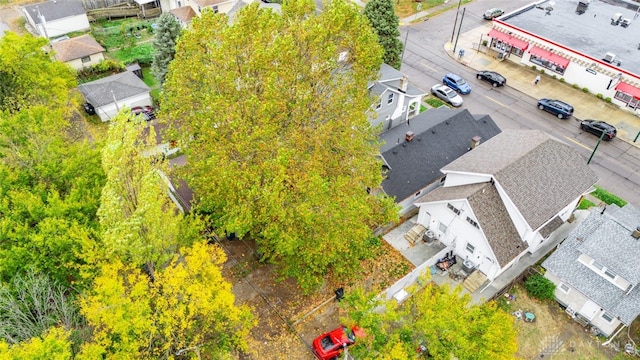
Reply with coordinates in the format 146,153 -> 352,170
399,30 -> 409,70
452,7 -> 466,55
450,0 -> 462,43
587,130 -> 606,165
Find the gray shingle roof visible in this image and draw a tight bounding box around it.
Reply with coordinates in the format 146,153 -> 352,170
443,130 -> 598,230
23,0 -> 86,24
52,34 -> 104,62
543,205 -> 640,324
380,108 -> 501,201
415,182 -> 525,266
78,71 -> 150,107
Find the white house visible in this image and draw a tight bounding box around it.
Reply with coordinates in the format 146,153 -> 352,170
51,35 -> 105,70
22,0 -> 90,39
368,63 -> 426,131
413,130 -> 598,283
78,71 -> 152,122
543,204 -> 640,337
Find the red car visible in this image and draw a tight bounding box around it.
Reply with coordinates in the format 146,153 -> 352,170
131,105 -> 156,121
311,325 -> 362,360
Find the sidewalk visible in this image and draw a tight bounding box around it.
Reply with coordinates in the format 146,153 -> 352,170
443,23 -> 640,146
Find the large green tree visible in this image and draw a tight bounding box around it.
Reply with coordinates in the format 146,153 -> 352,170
363,0 -> 403,69
343,281 -> 518,359
162,0 -> 398,292
151,13 -> 182,85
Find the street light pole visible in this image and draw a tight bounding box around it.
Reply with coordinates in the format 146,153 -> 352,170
452,7 -> 466,55
450,0 -> 463,43
587,130 -> 606,165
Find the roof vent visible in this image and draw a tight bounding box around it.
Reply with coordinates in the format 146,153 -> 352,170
405,131 -> 414,142
632,226 -> 640,239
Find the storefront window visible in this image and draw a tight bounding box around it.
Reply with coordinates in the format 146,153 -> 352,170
614,91 -> 632,104
530,55 -> 565,75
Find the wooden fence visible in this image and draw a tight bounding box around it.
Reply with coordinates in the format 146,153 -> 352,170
87,4 -> 162,21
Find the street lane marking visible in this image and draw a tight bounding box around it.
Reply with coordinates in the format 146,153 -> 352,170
564,136 -> 591,151
483,95 -> 508,108
420,62 -> 437,72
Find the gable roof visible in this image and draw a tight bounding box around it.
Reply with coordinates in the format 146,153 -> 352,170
52,34 -> 105,62
415,182 -> 525,266
442,130 -> 598,230
542,205 -> 640,324
23,0 -> 86,24
170,6 -> 197,23
78,71 -> 150,108
380,108 -> 501,201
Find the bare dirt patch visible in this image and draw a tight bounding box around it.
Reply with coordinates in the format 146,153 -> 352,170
217,236 -> 414,360
504,285 -> 621,359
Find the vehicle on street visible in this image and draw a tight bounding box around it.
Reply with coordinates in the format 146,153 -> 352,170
430,84 -> 464,107
483,8 -> 504,20
443,73 -> 471,94
580,120 -> 617,140
83,102 -> 96,115
312,325 -> 362,360
476,71 -> 506,87
131,105 -> 156,121
537,98 -> 574,119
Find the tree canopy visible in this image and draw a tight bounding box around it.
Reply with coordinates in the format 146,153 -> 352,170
79,241 -> 255,358
151,12 -> 182,85
343,281 -> 518,359
363,0 -> 404,69
162,0 -> 398,292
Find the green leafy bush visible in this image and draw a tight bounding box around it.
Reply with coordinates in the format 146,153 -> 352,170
425,97 -> 447,108
532,65 -> 537,70
77,59 -> 126,83
524,274 -> 555,301
582,87 -> 589,93
572,84 -> 580,89
605,97 -> 612,103
596,93 -> 603,99
559,77 -> 565,82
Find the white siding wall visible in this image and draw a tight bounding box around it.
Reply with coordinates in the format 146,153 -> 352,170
41,15 -> 90,38
96,93 -> 153,121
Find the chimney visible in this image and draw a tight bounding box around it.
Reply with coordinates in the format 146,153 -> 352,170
399,76 -> 408,92
470,136 -> 481,149
405,131 -> 414,142
632,226 -> 640,239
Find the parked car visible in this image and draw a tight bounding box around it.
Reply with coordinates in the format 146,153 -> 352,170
312,325 -> 362,360
476,71 -> 506,87
537,98 -> 574,119
131,105 -> 156,121
430,84 -> 464,107
580,120 -> 617,140
483,8 -> 504,20
83,102 -> 96,115
443,73 -> 471,94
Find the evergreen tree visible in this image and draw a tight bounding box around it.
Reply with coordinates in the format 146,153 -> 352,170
151,13 -> 182,86
364,0 -> 404,69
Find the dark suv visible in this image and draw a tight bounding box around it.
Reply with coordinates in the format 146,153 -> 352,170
537,98 -> 574,119
580,120 -> 617,140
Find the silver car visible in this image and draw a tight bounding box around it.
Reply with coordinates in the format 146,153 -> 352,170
430,84 -> 464,107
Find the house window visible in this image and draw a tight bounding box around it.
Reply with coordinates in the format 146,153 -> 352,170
447,203 -> 461,215
375,99 -> 381,110
213,5 -> 219,13
438,222 -> 447,234
387,93 -> 394,104
81,56 -> 91,63
604,269 -> 616,279
559,283 -> 570,294
592,261 -> 604,271
465,242 -> 475,254
177,0 -> 182,6
466,217 -> 479,229
601,312 -> 614,323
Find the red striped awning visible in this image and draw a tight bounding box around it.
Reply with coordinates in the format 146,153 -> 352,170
528,46 -> 570,69
487,29 -> 529,51
615,82 -> 640,99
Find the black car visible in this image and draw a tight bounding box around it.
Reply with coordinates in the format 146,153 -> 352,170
537,98 -> 574,119
83,102 -> 96,115
580,120 -> 617,141
476,71 -> 506,87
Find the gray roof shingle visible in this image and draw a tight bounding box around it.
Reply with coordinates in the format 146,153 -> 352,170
443,130 -> 598,230
23,0 -> 86,24
78,71 -> 150,107
380,108 -> 501,201
542,205 -> 640,325
415,182 -> 525,266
